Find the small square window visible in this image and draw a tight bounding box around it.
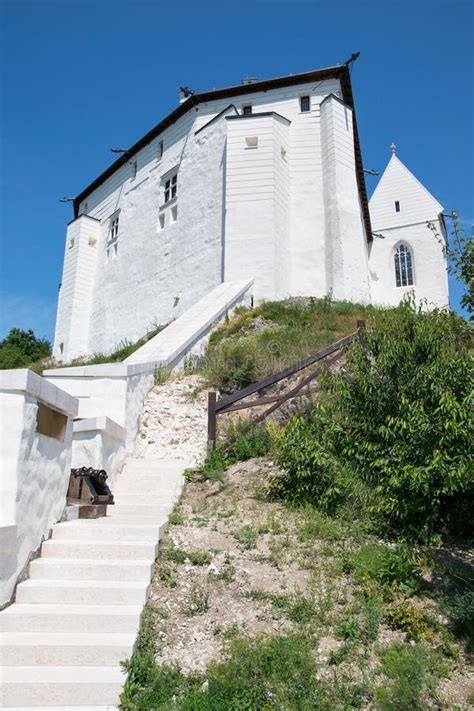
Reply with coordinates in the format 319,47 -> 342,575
245,136 -> 258,149
395,201 -> 400,212
300,95 -> 310,113
242,105 -> 252,116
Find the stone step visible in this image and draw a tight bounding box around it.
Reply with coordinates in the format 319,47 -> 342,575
0,632 -> 136,666
16,579 -> 150,606
41,538 -> 158,561
0,666 -> 125,706
113,492 -> 179,506
0,604 -> 141,633
29,558 -> 153,582
51,520 -> 165,542
107,504 -> 173,518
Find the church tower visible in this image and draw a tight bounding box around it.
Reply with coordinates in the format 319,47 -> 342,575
368,145 -> 449,309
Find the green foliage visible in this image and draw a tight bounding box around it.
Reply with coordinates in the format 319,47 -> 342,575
62,324 -> 165,368
274,300 -> 474,540
0,328 -> 51,369
429,211 -> 474,318
203,297 -> 367,392
185,584 -> 210,616
385,599 -> 435,641
441,590 -> 474,652
199,420 -> 271,481
374,641 -> 448,710
233,524 -> 258,550
345,542 -> 419,597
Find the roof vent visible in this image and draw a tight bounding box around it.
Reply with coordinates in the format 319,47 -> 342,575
241,77 -> 259,85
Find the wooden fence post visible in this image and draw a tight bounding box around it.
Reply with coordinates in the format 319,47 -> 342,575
357,319 -> 367,348
207,391 -> 217,451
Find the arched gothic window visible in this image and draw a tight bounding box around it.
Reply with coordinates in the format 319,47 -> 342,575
394,243 -> 414,287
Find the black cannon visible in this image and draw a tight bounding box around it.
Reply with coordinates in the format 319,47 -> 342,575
67,467 -> 114,518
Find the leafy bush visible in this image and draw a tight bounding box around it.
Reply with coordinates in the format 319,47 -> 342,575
0,328 -> 51,369
274,300 -> 474,540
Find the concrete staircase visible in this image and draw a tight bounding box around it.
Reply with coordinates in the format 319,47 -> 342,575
0,458 -> 187,708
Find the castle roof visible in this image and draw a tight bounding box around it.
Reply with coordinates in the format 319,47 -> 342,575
73,64 -> 372,241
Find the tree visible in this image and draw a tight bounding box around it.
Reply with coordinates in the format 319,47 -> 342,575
428,211 -> 474,319
0,328 -> 51,369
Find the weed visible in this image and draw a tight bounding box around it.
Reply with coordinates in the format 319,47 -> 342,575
154,366 -> 171,385
166,546 -> 187,565
297,505 -> 345,542
345,542 -> 419,597
159,567 -> 178,588
374,641 -> 448,710
336,618 -> 361,641
385,599 -> 435,642
169,505 -> 184,526
185,584 -> 210,616
187,550 -> 213,566
234,524 -> 258,550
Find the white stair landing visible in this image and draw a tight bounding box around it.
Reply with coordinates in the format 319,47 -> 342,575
0,457 -> 187,708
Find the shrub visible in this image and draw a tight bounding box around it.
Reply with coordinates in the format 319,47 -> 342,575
275,300 -> 474,540
375,641 -> 448,710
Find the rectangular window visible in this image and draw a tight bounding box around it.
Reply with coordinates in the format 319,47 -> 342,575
300,95 -> 311,112
242,104 -> 252,116
131,160 -> 138,179
395,201 -> 400,212
158,140 -> 164,158
109,214 -> 119,241
164,173 -> 177,204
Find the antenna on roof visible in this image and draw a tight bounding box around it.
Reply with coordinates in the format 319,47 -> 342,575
59,197 -> 75,203
390,142 -> 397,154
344,51 -> 360,67
110,147 -> 129,154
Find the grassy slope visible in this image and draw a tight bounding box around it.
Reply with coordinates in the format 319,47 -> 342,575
201,297 -> 371,392
121,459 -> 473,710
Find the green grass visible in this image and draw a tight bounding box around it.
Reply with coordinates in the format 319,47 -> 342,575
56,324 -> 166,369
201,297 -> 369,392
122,626 -> 366,710
374,641 -> 449,710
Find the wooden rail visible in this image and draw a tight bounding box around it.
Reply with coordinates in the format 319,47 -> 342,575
207,319 -> 366,449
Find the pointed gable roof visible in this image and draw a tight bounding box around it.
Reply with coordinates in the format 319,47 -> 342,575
369,153 -> 443,230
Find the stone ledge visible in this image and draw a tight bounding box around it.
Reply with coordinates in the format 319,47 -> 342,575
73,416 -> 126,441
0,369 -> 78,416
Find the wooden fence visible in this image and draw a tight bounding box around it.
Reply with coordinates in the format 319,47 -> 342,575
207,319 -> 366,449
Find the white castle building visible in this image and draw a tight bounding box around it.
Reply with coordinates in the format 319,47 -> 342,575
53,64 -> 449,362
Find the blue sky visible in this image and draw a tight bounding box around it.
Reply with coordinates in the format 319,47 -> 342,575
0,0 -> 472,342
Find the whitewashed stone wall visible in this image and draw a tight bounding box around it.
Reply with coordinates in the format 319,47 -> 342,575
54,76 -> 370,362
72,417 -> 126,487
0,370 -> 78,606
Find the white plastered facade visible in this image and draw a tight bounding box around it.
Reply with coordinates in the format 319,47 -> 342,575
53,73 -> 448,362
368,153 -> 449,308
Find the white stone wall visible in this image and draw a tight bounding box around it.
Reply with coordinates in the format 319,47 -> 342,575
369,218 -> 449,308
224,113 -> 290,299
54,76 -> 371,360
0,370 -> 78,606
72,417 -> 126,487
320,95 -> 371,303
